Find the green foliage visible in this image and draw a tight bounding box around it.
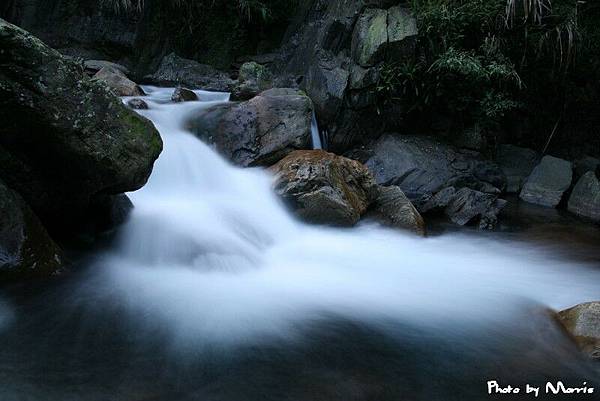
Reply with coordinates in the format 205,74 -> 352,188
378,0 -> 599,153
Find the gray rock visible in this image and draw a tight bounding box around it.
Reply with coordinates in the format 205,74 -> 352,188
558,302 -> 600,360
365,134 -> 505,201
144,53 -> 235,92
0,179 -> 63,281
171,87 -> 198,103
364,134 -> 506,228
445,188 -> 507,229
92,66 -> 145,97
0,19 -> 162,233
230,62 -> 274,101
568,171 -> 600,222
84,59 -> 129,75
371,186 -> 425,235
574,156 -> 600,182
127,98 -> 149,110
271,150 -> 379,226
351,6 -> 417,67
496,145 -> 539,193
188,88 -> 313,167
520,156 -> 573,208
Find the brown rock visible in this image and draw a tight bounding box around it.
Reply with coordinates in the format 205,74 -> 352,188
371,186 -> 425,236
557,302 -> 600,360
271,150 -> 379,226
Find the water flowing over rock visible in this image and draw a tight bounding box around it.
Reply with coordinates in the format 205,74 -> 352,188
568,171 -> 600,222
496,145 -> 540,193
558,302 -> 600,360
171,87 -> 198,103
0,179 -> 63,280
144,52 -> 235,92
92,66 -> 145,97
271,150 -> 379,226
520,156 -> 573,208
0,19 -> 162,233
370,186 -> 425,235
364,134 -> 506,228
188,88 -> 313,167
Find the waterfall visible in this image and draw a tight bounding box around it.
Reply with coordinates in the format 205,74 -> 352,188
310,111 -> 323,150
92,86 -> 600,346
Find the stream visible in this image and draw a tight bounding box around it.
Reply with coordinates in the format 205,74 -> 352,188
0,87 -> 599,401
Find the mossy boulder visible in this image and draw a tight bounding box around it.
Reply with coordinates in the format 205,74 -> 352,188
0,179 -> 63,281
0,19 -> 162,234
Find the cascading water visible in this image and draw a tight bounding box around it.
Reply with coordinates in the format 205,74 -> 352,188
310,111 -> 323,149
1,87 -> 599,401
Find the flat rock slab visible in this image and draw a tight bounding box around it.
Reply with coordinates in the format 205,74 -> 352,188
520,156 -> 573,208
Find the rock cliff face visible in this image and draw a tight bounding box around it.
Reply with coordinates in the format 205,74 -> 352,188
277,0 -> 418,152
0,18 -> 162,236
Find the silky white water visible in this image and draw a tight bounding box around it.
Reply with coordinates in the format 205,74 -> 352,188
90,87 -> 600,347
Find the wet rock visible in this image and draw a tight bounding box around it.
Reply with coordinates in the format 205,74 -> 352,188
84,60 -> 129,76
568,171 -> 600,222
0,179 -> 63,281
371,186 -> 425,235
189,88 -> 312,167
92,66 -> 145,97
171,87 -> 198,102
90,194 -> 134,233
496,145 -> 539,193
520,156 -> 573,208
557,302 -> 600,360
144,53 -> 235,92
127,98 -> 149,110
0,19 -> 162,234
271,150 -> 379,226
445,188 -> 507,229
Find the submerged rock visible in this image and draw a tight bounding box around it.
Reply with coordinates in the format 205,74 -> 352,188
144,52 -> 235,92
171,87 -> 198,102
92,66 -> 145,97
271,150 -> 379,226
568,171 -> 600,222
371,186 -> 425,236
557,302 -> 600,360
127,98 -> 149,110
520,156 -> 573,208
0,179 -> 63,280
189,88 -> 313,167
0,19 -> 162,234
496,145 -> 540,193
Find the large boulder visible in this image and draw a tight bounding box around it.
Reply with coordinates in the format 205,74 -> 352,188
557,302 -> 600,360
496,144 -> 539,193
520,156 -> 573,208
0,179 -> 63,281
568,171 -> 600,222
370,186 -> 425,235
271,150 -> 379,226
276,1 -> 417,152
189,88 -> 313,167
351,6 -> 417,67
144,52 -> 235,92
92,66 -> 145,96
0,19 -> 162,233
364,134 -> 506,228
